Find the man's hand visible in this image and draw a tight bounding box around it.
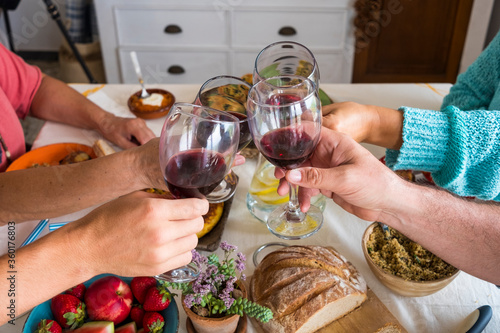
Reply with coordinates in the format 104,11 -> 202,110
69,191 -> 208,277
278,128 -> 406,221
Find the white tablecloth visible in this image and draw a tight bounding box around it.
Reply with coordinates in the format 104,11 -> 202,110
1,83 -> 498,333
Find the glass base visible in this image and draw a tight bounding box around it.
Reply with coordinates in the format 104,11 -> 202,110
267,204 -> 323,240
206,170 -> 238,203
247,192 -> 326,223
155,262 -> 200,283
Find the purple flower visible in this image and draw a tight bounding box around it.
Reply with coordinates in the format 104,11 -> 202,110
214,273 -> 225,283
235,252 -> 246,272
180,240 -> 251,315
192,282 -> 211,295
184,294 -> 195,308
220,241 -> 237,253
220,293 -> 235,308
191,249 -> 207,266
240,273 -> 247,281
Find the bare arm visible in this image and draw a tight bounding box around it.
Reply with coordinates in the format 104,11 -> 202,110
0,139 -> 164,225
378,182 -> 500,284
281,129 -> 500,284
30,75 -> 155,148
0,191 -> 208,325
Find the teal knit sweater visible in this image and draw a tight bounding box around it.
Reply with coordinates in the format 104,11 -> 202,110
385,30 -> 500,201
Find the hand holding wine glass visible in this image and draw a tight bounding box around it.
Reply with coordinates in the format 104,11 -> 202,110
247,75 -> 323,239
156,102 -> 240,282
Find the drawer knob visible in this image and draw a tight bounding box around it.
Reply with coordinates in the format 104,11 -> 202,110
164,24 -> 182,34
168,65 -> 185,75
278,26 -> 297,36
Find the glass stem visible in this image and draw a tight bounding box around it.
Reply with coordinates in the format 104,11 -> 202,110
287,181 -> 304,222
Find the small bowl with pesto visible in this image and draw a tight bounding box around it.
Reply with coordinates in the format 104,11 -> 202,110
362,222 -> 460,297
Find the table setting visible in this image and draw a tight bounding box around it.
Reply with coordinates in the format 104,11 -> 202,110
1,41 -> 499,333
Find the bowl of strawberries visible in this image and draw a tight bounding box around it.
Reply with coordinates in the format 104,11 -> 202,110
23,274 -> 179,333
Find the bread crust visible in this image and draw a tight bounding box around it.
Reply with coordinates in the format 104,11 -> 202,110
250,245 -> 367,333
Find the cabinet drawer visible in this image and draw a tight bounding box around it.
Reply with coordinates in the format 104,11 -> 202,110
115,7 -> 227,46
233,51 -> 349,83
119,49 -> 230,84
232,9 -> 347,48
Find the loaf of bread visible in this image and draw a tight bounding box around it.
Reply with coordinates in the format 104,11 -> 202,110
250,245 -> 367,333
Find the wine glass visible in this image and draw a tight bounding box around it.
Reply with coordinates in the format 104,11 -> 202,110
246,75 -> 323,239
253,41 -> 320,89
195,75 -> 253,152
156,102 -> 240,282
193,75 -> 253,201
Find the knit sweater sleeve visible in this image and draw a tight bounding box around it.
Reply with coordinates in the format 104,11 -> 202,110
385,105 -> 500,201
441,30 -> 500,111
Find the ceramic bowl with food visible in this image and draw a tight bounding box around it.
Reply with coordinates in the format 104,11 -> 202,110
127,88 -> 175,119
362,222 -> 460,297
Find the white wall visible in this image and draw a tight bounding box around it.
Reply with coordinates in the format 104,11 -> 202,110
0,0 -> 65,51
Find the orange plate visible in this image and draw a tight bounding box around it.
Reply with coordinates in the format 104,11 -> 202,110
6,143 -> 96,171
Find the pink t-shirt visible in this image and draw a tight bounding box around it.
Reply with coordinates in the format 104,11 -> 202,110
0,43 -> 42,172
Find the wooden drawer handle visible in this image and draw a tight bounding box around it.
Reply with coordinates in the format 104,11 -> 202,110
167,65 -> 185,75
278,26 -> 297,36
164,24 -> 182,34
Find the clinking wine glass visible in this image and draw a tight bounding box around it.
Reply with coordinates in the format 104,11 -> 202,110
156,102 -> 240,282
193,75 -> 253,201
247,75 -> 323,239
253,41 -> 320,89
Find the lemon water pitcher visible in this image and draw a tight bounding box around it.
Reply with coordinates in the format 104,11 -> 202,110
247,153 -> 326,222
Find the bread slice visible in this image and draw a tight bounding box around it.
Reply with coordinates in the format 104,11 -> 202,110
250,245 -> 367,333
93,139 -> 116,157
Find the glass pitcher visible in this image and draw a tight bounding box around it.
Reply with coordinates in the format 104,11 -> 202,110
246,153 -> 326,223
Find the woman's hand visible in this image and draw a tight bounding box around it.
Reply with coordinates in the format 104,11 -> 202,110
322,102 -> 404,149
321,102 -> 377,142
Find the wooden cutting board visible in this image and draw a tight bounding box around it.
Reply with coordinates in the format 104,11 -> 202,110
316,288 -> 407,333
250,287 -> 407,333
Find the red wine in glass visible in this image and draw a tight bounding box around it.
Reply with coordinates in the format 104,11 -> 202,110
165,149 -> 227,199
260,128 -> 314,170
266,93 -> 302,106
247,75 -> 323,240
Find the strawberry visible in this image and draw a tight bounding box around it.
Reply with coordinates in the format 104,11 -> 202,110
50,294 -> 86,329
143,311 -> 164,333
142,284 -> 171,311
65,283 -> 86,301
35,319 -> 62,333
130,304 -> 145,329
131,277 -> 157,304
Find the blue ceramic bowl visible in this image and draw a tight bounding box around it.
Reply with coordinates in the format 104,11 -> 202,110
23,274 -> 179,333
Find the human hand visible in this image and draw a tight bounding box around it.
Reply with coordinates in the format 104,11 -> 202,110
322,102 -> 404,149
277,128 -> 406,222
127,138 -> 246,192
321,102 -> 376,142
66,191 -> 208,277
98,114 -> 156,149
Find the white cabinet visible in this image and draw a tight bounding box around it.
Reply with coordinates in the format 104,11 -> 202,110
94,0 -> 355,84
